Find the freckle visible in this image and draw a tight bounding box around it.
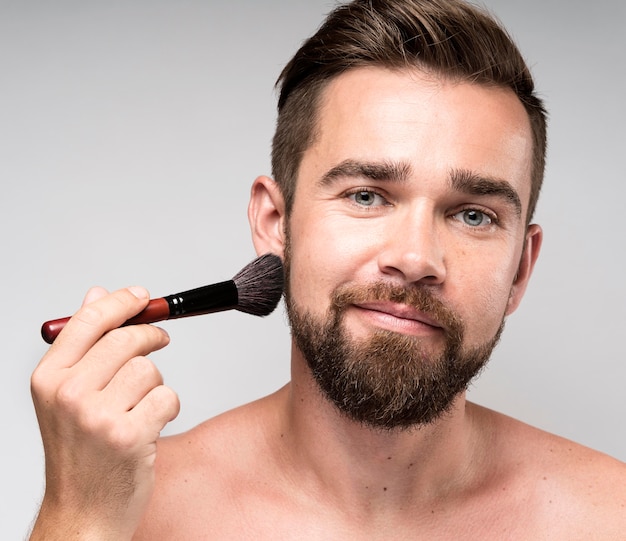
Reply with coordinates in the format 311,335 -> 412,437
280,434 -> 284,438
543,477 -> 547,481
383,487 -> 388,491
387,456 -> 392,460
408,463 -> 414,469
431,510 -> 435,514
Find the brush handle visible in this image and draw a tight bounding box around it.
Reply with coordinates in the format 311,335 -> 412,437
41,280 -> 238,344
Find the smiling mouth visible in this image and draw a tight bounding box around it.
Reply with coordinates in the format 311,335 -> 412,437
350,302 -> 444,335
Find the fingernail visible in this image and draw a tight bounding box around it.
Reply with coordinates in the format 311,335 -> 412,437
128,286 -> 149,299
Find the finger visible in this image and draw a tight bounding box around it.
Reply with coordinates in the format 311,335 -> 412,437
45,286 -> 152,370
101,355 -> 165,413
82,286 -> 109,306
68,323 -> 170,391
33,287 -> 110,373
128,384 -> 180,442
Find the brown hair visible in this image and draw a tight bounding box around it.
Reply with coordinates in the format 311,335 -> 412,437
271,0 -> 547,222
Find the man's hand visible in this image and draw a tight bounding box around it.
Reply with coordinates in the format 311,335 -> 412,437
30,286 -> 180,541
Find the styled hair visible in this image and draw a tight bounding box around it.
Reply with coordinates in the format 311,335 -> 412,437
271,0 -> 547,222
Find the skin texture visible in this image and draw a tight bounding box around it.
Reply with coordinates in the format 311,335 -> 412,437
30,68 -> 626,540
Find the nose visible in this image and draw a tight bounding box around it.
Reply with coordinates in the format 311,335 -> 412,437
376,204 -> 446,285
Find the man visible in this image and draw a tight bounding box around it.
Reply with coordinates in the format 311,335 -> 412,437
30,0 -> 626,539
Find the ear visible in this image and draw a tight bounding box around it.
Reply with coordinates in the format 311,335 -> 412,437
248,175 -> 287,258
505,224 -> 543,315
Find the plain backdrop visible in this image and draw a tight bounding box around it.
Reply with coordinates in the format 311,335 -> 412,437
1,0 -> 624,537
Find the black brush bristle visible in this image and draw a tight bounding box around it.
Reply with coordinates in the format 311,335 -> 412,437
232,253 -> 284,316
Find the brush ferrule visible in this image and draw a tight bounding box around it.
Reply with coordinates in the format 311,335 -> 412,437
165,279 -> 238,318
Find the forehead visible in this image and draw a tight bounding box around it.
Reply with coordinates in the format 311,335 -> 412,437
300,66 -> 534,213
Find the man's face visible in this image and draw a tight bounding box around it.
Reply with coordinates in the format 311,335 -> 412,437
283,67 -> 536,429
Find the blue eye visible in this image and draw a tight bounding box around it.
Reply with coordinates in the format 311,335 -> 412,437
454,209 -> 493,227
349,189 -> 387,207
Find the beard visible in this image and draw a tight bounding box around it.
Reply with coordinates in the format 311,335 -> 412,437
284,248 -> 505,430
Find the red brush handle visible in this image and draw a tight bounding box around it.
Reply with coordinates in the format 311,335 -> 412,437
41,297 -> 170,345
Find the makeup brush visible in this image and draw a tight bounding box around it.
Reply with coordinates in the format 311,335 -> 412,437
41,253 -> 284,344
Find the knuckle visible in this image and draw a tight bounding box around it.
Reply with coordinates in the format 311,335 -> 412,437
74,302 -> 106,328
105,325 -> 168,354
161,385 -> 180,406
74,405 -> 130,449
71,289 -> 149,334
30,367 -> 49,397
127,356 -> 162,384
106,424 -> 138,452
105,326 -> 139,350
54,378 -> 85,412
150,385 -> 181,420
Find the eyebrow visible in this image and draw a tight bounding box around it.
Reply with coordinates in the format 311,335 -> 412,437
449,168 -> 522,217
318,159 -> 412,186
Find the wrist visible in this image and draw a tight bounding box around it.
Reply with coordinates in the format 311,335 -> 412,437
29,499 -> 135,541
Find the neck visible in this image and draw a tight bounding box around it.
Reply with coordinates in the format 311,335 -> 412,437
279,346 -> 485,513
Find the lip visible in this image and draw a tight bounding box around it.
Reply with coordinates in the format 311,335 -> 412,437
351,301 -> 444,333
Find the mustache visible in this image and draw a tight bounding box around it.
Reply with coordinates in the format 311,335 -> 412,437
331,281 -> 463,337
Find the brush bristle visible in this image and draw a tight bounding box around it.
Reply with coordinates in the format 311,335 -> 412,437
232,253 -> 284,316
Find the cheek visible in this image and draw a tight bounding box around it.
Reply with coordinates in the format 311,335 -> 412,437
287,214 -> 377,311
453,266 -> 515,345
286,218 -> 344,308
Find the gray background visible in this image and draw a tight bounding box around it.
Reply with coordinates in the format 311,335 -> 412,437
1,1 -> 624,538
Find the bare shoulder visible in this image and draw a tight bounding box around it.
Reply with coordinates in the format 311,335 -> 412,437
473,401 -> 626,481
470,402 -> 626,538
133,387 -> 290,539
